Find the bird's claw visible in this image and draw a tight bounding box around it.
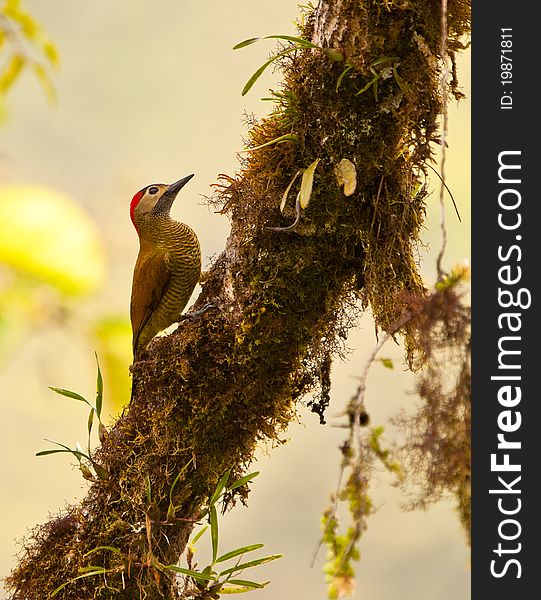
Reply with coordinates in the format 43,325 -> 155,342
180,303 -> 219,322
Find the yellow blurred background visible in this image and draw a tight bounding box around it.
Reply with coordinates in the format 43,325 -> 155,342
0,1 -> 470,598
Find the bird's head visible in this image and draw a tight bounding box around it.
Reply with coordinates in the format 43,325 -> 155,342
130,174 -> 194,234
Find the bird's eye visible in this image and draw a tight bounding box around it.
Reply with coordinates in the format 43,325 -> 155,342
148,186 -> 159,195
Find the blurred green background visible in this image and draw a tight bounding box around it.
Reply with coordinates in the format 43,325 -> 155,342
0,1 -> 470,598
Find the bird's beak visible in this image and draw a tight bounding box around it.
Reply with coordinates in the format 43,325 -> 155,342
158,174 -> 195,213
168,174 -> 195,196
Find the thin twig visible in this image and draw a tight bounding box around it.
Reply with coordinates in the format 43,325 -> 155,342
425,162 -> 461,223
436,0 -> 450,279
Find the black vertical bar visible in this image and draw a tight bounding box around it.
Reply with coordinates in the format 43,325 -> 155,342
472,1 -> 540,598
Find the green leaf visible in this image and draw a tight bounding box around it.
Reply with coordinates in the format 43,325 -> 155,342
336,64 -> 354,91
216,544 -> 264,564
228,471 -> 260,491
241,47 -> 297,96
169,458 -> 193,504
241,54 -> 280,97
87,408 -> 95,438
209,470 -> 231,506
227,579 -> 268,589
279,172 -> 301,213
163,565 -> 217,583
298,158 -> 320,209
219,554 -> 283,577
83,546 -> 121,557
36,448 -> 76,457
36,439 -> 89,461
233,37 -> 260,49
49,386 -> 93,408
78,565 -> 107,574
261,34 -> 317,48
145,473 -> 152,504
48,568 -> 110,598
191,525 -> 208,545
355,75 -> 377,97
379,358 -> 394,369
95,352 -> 103,419
371,55 -> 399,67
210,505 -> 219,563
239,133 -> 298,154
233,34 -> 317,51
219,584 -> 266,594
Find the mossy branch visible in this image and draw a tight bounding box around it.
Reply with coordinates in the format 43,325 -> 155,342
5,1 -> 470,598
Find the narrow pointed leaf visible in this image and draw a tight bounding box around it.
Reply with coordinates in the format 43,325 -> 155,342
219,554 -> 283,577
95,352 -> 103,419
227,579 -> 268,588
209,470 -> 231,506
48,569 -> 110,598
336,64 -> 354,91
49,386 -> 92,406
228,470 -> 260,491
233,34 -> 316,51
261,34 -> 317,48
36,448 -> 74,457
145,473 -> 152,503
191,525 -> 209,545
242,55 -> 279,96
371,55 -> 399,67
299,158 -> 320,209
169,458 -> 193,504
78,565 -> 109,573
218,586 -> 263,594
279,172 -> 300,213
164,565 -> 217,583
60,387 -> 88,402
210,505 -> 219,563
87,408 -> 95,438
83,546 -> 121,557
240,47 -> 297,96
239,133 -> 298,154
37,439 -> 89,460
216,544 -> 264,564
233,37 -> 261,49
355,76 -> 377,96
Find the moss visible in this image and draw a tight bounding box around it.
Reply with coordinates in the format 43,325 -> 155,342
6,2 -> 470,598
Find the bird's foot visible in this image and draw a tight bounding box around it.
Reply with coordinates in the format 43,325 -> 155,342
179,303 -> 219,322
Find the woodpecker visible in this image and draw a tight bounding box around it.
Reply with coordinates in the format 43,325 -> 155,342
130,174 -> 201,360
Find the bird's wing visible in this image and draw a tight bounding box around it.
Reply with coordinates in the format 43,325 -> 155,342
130,245 -> 172,353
